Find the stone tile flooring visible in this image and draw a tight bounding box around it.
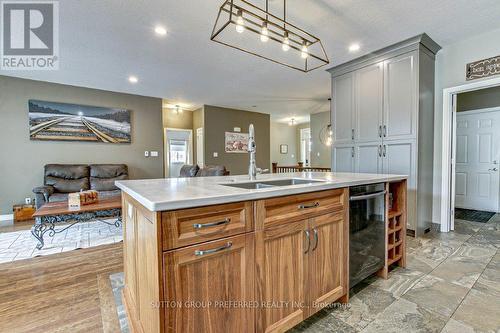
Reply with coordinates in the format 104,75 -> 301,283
290,215 -> 500,333
108,216 -> 500,333
0,219 -> 122,263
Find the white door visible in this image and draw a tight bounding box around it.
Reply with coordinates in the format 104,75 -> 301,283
165,129 -> 193,178
196,127 -> 204,167
332,73 -> 354,144
455,109 -> 500,212
332,145 -> 354,172
355,63 -> 383,142
355,142 -> 382,174
300,128 -> 311,166
383,51 -> 417,140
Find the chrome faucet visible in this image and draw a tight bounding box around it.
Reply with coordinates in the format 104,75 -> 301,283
248,124 -> 257,180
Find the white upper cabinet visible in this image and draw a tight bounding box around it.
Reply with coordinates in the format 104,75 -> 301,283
332,73 -> 354,144
355,63 -> 383,143
383,51 -> 418,140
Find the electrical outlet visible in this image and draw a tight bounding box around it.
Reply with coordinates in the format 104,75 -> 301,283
150,151 -> 159,157
144,151 -> 149,157
25,197 -> 32,205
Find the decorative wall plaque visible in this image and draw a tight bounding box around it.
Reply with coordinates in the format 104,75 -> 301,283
466,55 -> 500,81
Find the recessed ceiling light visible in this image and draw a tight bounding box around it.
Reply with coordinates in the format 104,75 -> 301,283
348,43 -> 360,52
128,76 -> 138,84
154,25 -> 167,36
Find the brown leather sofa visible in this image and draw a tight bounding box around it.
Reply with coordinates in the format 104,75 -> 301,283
33,164 -> 128,209
179,164 -> 229,177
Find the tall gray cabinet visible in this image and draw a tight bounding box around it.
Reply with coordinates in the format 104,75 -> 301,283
328,34 -> 441,236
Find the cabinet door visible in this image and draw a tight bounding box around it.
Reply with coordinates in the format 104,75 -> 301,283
164,234 -> 255,333
332,73 -> 354,144
332,145 -> 354,172
355,63 -> 383,142
308,201 -> 347,316
382,141 -> 416,231
383,51 -> 417,140
355,142 -> 382,174
255,221 -> 308,333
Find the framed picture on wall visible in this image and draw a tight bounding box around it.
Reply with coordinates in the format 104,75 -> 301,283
280,144 -> 288,154
225,132 -> 249,153
28,100 -> 131,143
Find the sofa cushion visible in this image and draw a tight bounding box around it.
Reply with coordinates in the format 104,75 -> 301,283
196,165 -> 227,177
48,193 -> 69,203
90,164 -> 128,178
179,164 -> 199,177
98,190 -> 121,199
45,176 -> 89,193
45,164 -> 89,180
90,174 -> 128,191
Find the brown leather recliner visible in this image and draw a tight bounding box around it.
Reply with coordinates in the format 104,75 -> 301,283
33,164 -> 128,208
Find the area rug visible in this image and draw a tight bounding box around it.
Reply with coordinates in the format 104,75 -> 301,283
0,220 -> 122,263
455,208 -> 495,223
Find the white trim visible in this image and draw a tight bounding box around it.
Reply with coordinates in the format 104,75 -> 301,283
440,76 -> 500,233
0,214 -> 13,222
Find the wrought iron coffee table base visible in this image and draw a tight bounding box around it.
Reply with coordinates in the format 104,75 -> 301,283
31,208 -> 122,250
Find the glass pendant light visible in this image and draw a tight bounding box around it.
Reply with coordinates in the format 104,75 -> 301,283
282,31 -> 290,51
301,40 -> 309,59
235,9 -> 245,33
260,21 -> 269,42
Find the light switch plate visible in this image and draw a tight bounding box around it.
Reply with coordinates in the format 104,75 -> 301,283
150,151 -> 159,157
233,127 -> 241,132
213,152 -> 218,157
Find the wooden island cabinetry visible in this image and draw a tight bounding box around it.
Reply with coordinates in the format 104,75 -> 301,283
122,188 -> 349,333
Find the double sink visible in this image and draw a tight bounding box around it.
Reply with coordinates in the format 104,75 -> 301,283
221,178 -> 325,190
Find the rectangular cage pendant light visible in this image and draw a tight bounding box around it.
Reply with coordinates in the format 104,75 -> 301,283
211,0 -> 329,72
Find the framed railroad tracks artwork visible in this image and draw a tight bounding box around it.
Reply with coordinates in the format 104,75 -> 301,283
28,100 -> 131,143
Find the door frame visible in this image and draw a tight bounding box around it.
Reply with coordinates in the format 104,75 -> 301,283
164,128 -> 193,178
440,76 -> 500,232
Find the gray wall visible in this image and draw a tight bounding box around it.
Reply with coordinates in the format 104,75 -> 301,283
432,26 -> 500,223
270,121 -> 298,166
203,105 -> 270,175
457,86 -> 500,112
310,111 -> 332,167
162,107 -> 193,129
0,75 -> 164,215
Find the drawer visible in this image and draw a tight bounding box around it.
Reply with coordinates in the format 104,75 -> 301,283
161,201 -> 253,250
256,189 -> 346,229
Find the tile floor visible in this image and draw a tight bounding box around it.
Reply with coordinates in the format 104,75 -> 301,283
290,215 -> 500,333
0,219 -> 123,263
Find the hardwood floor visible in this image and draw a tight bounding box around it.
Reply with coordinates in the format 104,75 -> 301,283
0,243 -> 123,333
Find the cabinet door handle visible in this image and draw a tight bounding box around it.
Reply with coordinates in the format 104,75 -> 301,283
194,242 -> 232,256
298,202 -> 320,210
193,218 -> 230,230
351,147 -> 355,158
383,145 -> 387,157
304,230 -> 311,254
351,129 -> 355,140
383,125 -> 387,137
378,145 -> 382,157
378,125 -> 382,138
312,228 -> 319,251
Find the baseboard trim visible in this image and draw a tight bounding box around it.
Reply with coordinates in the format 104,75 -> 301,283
0,214 -> 13,222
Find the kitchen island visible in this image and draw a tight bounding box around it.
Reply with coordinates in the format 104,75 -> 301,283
116,172 -> 407,333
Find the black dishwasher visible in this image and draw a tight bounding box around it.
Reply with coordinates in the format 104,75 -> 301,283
349,183 -> 386,287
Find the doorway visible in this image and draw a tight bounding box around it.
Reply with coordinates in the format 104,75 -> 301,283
440,77 -> 500,232
164,128 -> 193,178
300,127 -> 311,166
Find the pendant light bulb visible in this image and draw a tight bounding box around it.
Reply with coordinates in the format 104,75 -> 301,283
235,9 -> 245,33
282,31 -> 290,51
301,41 -> 309,59
260,21 -> 269,42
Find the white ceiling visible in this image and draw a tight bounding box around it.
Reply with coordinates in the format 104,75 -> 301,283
2,0 -> 500,124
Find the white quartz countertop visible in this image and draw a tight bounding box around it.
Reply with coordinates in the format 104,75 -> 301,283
116,172 -> 407,212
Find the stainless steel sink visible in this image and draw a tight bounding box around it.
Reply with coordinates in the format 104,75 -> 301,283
221,178 -> 325,190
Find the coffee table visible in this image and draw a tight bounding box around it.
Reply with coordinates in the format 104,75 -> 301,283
31,197 -> 122,250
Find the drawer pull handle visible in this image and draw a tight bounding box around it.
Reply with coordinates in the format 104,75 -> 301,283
195,242 -> 232,256
312,228 -> 319,251
304,230 -> 311,254
193,218 -> 231,230
298,202 -> 319,210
